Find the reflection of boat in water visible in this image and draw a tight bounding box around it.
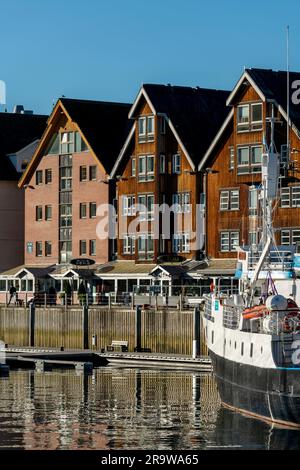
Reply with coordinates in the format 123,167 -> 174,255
215,407 -> 300,450
203,108 -> 300,428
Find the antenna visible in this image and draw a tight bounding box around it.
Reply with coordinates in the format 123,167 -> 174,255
287,25 -> 290,162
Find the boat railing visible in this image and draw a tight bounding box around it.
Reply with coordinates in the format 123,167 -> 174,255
248,250 -> 294,271
222,304 -> 242,330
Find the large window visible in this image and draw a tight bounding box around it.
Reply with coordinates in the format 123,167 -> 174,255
138,116 -> 155,142
138,194 -> 154,221
60,131 -> 88,154
89,166 -> 97,181
45,169 -> 52,184
172,193 -> 191,213
172,233 -> 190,253
237,103 -> 262,132
249,187 -> 258,216
90,239 -> 96,256
80,203 -> 87,219
138,155 -> 154,181
237,145 -> 263,174
280,186 -> 300,208
123,235 -> 135,254
281,229 -> 300,245
220,231 -> 239,252
80,166 -> 87,181
90,202 -> 97,218
172,154 -> 181,174
122,195 -> 136,216
138,234 -> 154,259
219,190 -> 239,211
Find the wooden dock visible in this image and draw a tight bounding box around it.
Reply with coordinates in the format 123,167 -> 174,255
96,352 -> 212,371
1,346 -> 212,372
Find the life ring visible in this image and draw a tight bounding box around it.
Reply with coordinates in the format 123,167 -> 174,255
243,305 -> 268,320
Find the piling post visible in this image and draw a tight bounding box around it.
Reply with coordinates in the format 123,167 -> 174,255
29,303 -> 35,347
192,307 -> 200,359
83,304 -> 89,349
135,305 -> 142,352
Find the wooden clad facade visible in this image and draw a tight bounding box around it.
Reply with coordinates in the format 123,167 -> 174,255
204,70 -> 300,260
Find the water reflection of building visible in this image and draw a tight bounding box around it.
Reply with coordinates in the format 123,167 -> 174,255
7,368 -> 300,450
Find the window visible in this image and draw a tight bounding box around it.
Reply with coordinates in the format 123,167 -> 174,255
75,132 -> 88,152
131,158 -> 136,176
36,170 -> 43,185
60,132 -> 74,154
36,206 -> 43,221
280,144 -> 289,164
220,231 -> 239,252
80,166 -> 87,181
172,154 -> 181,174
249,187 -> 258,216
122,195 -> 135,216
80,240 -> 87,256
45,169 -> 52,184
46,133 -> 59,155
138,194 -> 154,221
36,241 -> 43,257
250,343 -> 253,358
281,186 -> 300,208
249,231 -> 258,245
45,241 -> 52,257
147,116 -> 154,141
80,203 -> 87,219
89,166 -> 97,181
219,190 -> 239,211
229,146 -> 234,170
159,154 -> 165,174
27,242 -> 33,254
90,202 -> 97,218
123,235 -> 135,254
237,105 -> 249,131
173,233 -> 190,253
172,193 -> 191,213
45,205 -> 52,221
281,229 -> 300,245
251,103 -> 263,130
237,103 -> 262,132
138,155 -> 154,181
237,145 -> 263,174
138,117 -> 146,139
60,166 -> 72,190
138,116 -> 155,142
138,234 -> 154,259
89,239 -> 96,256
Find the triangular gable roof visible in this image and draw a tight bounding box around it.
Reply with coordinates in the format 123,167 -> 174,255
111,84 -> 230,176
0,112 -> 47,181
19,98 -> 131,187
199,67 -> 300,170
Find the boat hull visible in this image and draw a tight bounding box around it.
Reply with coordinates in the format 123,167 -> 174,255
210,350 -> 300,428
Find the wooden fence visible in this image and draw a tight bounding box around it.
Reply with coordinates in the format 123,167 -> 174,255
0,306 -> 208,355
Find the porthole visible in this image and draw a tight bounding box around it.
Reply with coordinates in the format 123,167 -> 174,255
234,341 -> 237,349
212,331 -> 214,344
261,346 -> 263,354
241,342 -> 244,356
250,343 -> 253,358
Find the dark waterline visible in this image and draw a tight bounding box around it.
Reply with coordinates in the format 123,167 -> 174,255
0,367 -> 299,450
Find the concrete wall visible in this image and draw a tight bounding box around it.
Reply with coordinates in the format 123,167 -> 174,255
0,181 -> 24,272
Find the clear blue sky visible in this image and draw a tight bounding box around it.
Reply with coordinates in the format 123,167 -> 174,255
1,0 -> 300,115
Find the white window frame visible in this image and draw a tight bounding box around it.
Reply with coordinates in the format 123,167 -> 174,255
251,103 -> 263,130
131,157 -> 136,177
237,104 -> 249,131
220,231 -> 239,252
292,187 -> 300,207
123,195 -> 135,216
147,116 -> 154,140
172,233 -> 190,253
172,192 -> 191,213
138,155 -> 154,182
138,117 -> 146,138
229,146 -> 234,170
138,156 -> 146,181
123,235 -> 135,254
172,154 -> 181,174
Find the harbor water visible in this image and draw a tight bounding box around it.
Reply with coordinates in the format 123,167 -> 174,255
0,367 -> 299,450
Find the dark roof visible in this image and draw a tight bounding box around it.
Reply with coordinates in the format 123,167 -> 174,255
246,68 -> 300,130
60,98 -> 132,173
0,112 -> 47,180
142,84 -> 230,166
